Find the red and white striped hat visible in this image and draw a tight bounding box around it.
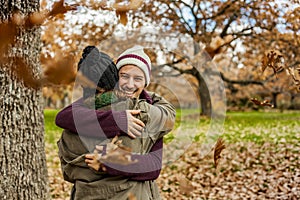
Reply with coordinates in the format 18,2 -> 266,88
116,45 -> 151,86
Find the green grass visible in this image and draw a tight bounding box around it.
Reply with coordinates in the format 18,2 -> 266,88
44,109 -> 300,146
44,109 -> 63,148
223,111 -> 300,144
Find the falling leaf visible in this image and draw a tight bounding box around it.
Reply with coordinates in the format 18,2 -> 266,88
48,0 -> 78,19
0,22 -> 17,56
10,57 -> 42,89
250,98 -> 274,107
116,10 -> 128,25
11,11 -> 26,26
213,137 -> 226,168
26,11 -> 48,27
113,0 -> 144,12
261,50 -> 284,78
112,0 -> 143,25
99,136 -> 138,165
42,52 -> 76,85
89,0 -> 112,11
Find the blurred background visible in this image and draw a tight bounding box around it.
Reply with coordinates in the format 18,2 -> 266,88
40,0 -> 300,113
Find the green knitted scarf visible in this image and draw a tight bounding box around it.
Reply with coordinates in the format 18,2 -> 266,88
84,91 -> 121,109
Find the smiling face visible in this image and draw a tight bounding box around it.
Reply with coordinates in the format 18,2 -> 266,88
118,65 -> 146,98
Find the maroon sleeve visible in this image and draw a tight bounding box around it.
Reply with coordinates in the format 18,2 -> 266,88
55,98 -> 128,138
103,138 -> 163,181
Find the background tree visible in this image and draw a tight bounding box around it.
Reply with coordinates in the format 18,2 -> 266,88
133,0 -> 300,113
0,0 -> 49,199
41,0 -> 300,113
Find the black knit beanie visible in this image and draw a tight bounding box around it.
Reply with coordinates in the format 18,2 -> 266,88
78,46 -> 119,99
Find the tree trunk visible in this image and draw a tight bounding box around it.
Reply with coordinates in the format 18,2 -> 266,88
194,69 -> 212,116
0,1 -> 49,199
289,94 -> 295,109
271,92 -> 279,109
193,42 -> 212,116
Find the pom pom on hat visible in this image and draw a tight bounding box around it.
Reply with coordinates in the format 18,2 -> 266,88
116,45 -> 151,86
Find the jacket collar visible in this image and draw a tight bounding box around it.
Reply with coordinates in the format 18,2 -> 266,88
139,90 -> 153,104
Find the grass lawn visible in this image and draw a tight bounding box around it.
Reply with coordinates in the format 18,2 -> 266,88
223,111 -> 300,144
44,109 -> 62,147
44,109 -> 300,199
44,109 -> 300,147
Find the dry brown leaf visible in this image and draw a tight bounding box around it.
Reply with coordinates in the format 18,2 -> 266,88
26,11 -> 48,27
20,0 -> 77,28
177,175 -> 195,196
261,50 -> 284,78
11,12 -> 26,26
250,98 -> 274,107
99,136 -> 138,165
89,0 -> 112,11
48,0 -> 78,19
213,137 -> 226,168
113,0 -> 143,25
0,22 -> 17,56
40,0 -> 48,9
11,57 -> 42,89
113,0 -> 144,12
116,11 -> 128,25
42,53 -> 76,85
127,192 -> 137,200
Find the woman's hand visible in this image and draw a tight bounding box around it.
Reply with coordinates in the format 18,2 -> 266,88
126,110 -> 145,139
85,145 -> 106,171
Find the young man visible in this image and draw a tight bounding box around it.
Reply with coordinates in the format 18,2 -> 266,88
56,45 -> 175,200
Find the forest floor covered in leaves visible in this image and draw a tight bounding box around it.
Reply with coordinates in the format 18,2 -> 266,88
45,110 -> 300,199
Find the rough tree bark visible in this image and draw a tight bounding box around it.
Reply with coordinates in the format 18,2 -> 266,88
0,0 -> 49,199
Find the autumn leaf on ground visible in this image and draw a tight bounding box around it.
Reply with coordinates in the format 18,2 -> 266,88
213,137 -> 226,168
250,98 -> 274,107
176,175 -> 195,196
42,52 -> 76,85
261,50 -> 284,78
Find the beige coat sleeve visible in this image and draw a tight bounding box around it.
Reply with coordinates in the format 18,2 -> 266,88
138,92 -> 176,142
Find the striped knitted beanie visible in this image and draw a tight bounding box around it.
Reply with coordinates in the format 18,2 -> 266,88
116,45 -> 151,86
